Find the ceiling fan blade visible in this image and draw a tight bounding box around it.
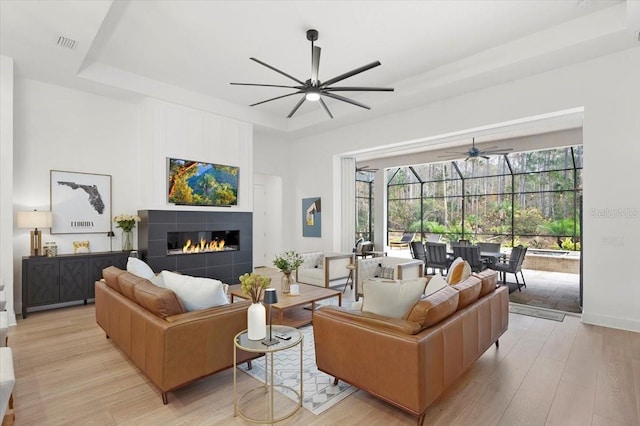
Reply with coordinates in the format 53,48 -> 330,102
320,61 -> 381,88
319,97 -> 333,119
322,92 -> 370,110
287,95 -> 306,118
323,86 -> 394,92
250,57 -> 305,85
250,90 -> 303,107
230,82 -> 304,89
311,46 -> 321,86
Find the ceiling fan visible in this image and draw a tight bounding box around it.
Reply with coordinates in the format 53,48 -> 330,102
230,29 -> 394,119
439,138 -> 513,160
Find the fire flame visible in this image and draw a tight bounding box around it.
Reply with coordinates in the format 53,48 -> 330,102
182,238 -> 226,253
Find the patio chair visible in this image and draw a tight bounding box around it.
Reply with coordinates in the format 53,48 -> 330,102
452,245 -> 485,272
478,242 -> 502,266
389,233 -> 415,249
457,239 -> 470,246
489,245 -> 527,291
425,242 -> 450,275
410,241 -> 427,273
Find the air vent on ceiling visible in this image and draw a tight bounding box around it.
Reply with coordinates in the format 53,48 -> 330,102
57,36 -> 77,50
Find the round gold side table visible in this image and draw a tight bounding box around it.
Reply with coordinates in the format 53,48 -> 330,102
233,325 -> 303,424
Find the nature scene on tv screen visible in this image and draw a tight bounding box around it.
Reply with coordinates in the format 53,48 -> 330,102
168,158 -> 238,206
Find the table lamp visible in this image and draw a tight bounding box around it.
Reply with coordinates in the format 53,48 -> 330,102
262,288 -> 279,346
107,231 -> 115,251
17,210 -> 53,256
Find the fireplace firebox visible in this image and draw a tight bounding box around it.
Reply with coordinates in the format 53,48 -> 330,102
167,230 -> 239,255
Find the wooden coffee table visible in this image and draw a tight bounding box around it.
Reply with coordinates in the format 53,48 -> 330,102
228,283 -> 342,328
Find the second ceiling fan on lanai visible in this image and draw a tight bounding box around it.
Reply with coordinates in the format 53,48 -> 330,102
231,29 -> 394,119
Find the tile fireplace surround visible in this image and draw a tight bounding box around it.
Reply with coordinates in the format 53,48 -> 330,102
137,210 -> 253,284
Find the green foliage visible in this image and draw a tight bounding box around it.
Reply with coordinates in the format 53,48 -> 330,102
514,208 -> 546,235
273,250 -> 303,273
559,237 -> 581,251
239,273 -> 271,303
538,218 -> 580,236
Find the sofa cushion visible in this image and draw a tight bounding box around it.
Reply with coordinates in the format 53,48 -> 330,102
161,271 -> 229,311
103,266 -> 125,293
117,272 -> 148,301
362,278 -> 427,319
406,285 -> 460,329
473,270 -> 498,297
133,281 -> 184,318
127,257 -> 155,280
446,257 -> 471,285
451,276 -> 482,309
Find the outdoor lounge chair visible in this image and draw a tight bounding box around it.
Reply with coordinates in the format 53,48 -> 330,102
410,241 -> 427,272
389,233 -> 415,249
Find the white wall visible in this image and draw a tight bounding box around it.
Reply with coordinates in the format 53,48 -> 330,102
0,56 -> 15,323
9,81 -> 256,316
11,79 -> 139,313
139,98 -> 253,211
289,47 -> 640,332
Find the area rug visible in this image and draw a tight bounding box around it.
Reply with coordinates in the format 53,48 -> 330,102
237,325 -> 357,415
509,304 -> 565,322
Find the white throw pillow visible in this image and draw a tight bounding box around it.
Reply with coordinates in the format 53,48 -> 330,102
424,274 -> 448,297
150,272 -> 166,288
361,278 -> 427,319
161,271 -> 229,311
127,257 -> 155,280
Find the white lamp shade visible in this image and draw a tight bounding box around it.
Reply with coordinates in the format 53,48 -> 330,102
17,211 -> 52,229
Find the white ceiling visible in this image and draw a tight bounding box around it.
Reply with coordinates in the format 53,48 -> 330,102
1,0 -> 638,138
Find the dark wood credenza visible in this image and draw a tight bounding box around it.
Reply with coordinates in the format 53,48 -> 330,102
21,251 -> 130,318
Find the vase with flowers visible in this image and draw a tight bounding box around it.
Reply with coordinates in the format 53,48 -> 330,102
273,250 -> 303,294
239,273 -> 271,340
113,214 -> 141,251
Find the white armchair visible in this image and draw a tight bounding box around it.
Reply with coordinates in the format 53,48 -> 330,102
295,252 -> 352,288
355,257 -> 424,301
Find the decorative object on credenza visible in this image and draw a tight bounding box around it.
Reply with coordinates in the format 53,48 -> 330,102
106,230 -> 115,251
262,288 -> 279,346
50,170 -> 111,234
72,241 -> 90,254
43,241 -> 57,257
273,250 -> 303,294
239,273 -> 271,340
113,214 -> 140,251
17,210 -> 52,256
302,197 -> 321,237
167,157 -> 239,207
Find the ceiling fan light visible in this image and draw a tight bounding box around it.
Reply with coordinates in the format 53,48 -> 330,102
305,90 -> 321,102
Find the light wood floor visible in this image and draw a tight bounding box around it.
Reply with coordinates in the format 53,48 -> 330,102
6,270 -> 640,425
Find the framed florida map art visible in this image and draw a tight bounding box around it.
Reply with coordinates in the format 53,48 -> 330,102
50,170 -> 112,234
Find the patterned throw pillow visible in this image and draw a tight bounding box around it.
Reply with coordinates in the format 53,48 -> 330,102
375,264 -> 395,279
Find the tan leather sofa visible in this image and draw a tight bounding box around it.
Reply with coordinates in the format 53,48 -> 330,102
95,266 -> 256,404
313,269 -> 508,425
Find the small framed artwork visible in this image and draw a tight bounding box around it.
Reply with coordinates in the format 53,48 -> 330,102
302,197 -> 321,237
50,170 -> 112,234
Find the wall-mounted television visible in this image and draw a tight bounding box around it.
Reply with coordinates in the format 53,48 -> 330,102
167,157 -> 239,206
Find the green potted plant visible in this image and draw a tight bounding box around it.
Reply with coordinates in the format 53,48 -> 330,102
273,250 -> 303,294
